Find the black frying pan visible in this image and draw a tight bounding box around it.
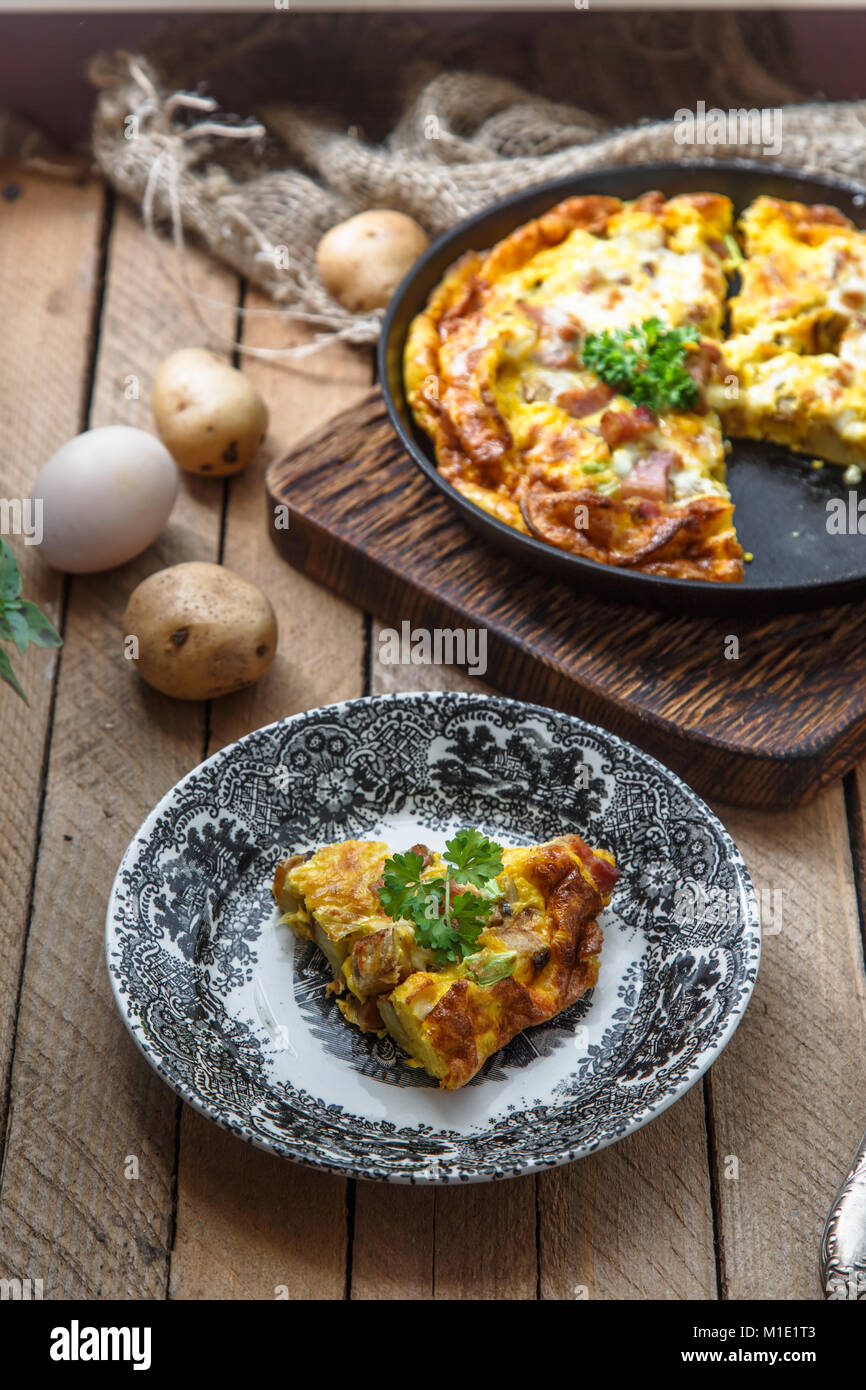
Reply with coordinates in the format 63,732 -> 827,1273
379,159 -> 866,615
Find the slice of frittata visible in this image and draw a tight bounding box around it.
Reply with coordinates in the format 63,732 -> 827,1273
272,832 -> 619,1090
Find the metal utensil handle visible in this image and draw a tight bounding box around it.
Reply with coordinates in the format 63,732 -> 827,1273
821,1129 -> 866,1299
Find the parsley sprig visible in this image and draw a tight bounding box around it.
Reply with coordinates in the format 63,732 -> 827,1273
377,828 -> 504,964
0,539 -> 62,703
580,316 -> 700,413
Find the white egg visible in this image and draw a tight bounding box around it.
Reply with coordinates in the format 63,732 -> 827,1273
31,426 -> 179,574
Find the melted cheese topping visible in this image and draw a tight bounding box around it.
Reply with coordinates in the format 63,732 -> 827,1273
505,228 -> 719,338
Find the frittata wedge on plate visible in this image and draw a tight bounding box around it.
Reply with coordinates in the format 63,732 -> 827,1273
272,832 -> 619,1090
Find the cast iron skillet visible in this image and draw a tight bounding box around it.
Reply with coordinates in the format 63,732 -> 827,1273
379,159 -> 866,615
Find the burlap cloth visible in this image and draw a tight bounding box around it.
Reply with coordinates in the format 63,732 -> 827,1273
87,11 -> 866,356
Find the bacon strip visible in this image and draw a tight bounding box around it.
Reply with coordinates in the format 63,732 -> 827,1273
518,300 -> 582,370
557,382 -> 615,419
684,339 -> 722,412
597,405 -> 655,448
620,449 -> 677,503
520,486 -> 687,566
567,835 -> 621,895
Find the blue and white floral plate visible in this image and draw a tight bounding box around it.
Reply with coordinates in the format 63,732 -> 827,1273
106,692 -> 760,1184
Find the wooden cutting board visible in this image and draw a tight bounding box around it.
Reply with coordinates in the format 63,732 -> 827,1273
265,386 -> 866,808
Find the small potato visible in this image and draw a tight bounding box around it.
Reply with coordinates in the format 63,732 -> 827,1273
316,210 -> 429,312
123,561 -> 278,700
152,348 -> 268,477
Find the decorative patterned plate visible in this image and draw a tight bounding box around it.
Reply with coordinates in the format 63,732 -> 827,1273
105,692 -> 760,1184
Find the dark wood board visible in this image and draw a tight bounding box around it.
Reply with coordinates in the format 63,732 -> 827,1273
266,387 -> 866,809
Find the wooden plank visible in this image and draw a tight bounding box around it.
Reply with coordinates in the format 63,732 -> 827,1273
168,296 -> 372,1300
350,1184 -> 435,1300
707,789 -> 866,1300
266,390 -> 866,810
0,200 -> 238,1298
845,765 -> 866,949
206,326 -> 372,757
357,1174 -> 539,1302
0,166 -> 102,1132
434,1177 -> 538,1300
539,1089 -> 716,1300
169,1120 -> 348,1301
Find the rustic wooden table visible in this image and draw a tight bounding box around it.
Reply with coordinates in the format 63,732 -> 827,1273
2,166 -> 866,1301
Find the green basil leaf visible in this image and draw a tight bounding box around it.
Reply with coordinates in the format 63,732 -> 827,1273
0,646 -> 28,703
18,599 -> 62,649
0,539 -> 22,601
5,607 -> 30,654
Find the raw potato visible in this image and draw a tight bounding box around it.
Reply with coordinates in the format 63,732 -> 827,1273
123,562 -> 278,700
316,210 -> 429,312
151,348 -> 268,477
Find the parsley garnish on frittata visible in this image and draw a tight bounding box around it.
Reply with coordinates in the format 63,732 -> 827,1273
377,828 -> 504,964
580,316 -> 700,413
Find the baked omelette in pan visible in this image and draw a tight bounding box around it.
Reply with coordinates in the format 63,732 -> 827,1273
403,190 -> 866,581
